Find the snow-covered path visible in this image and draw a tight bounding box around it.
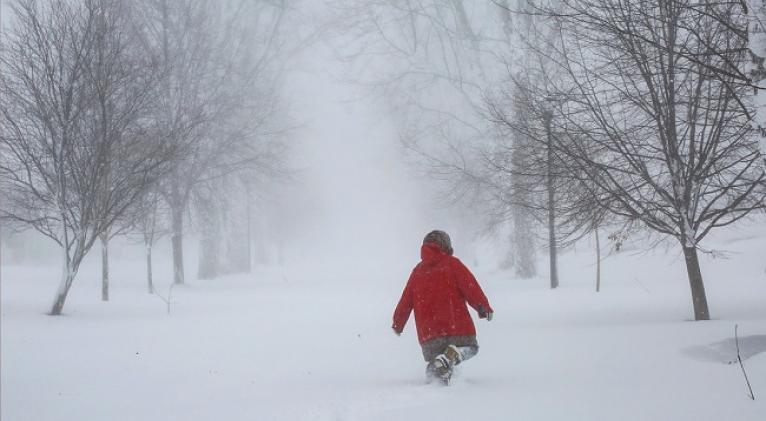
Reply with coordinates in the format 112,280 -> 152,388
3,231 -> 765,421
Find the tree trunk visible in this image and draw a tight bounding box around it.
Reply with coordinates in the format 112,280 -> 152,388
146,243 -> 153,294
595,226 -> 601,292
545,111 -> 559,289
450,0 -> 478,50
197,194 -> 220,280
245,183 -> 253,273
197,224 -> 219,280
498,0 -> 514,41
500,232 -> 515,271
0,220 -> 3,284
50,251 -> 77,315
171,206 -> 185,285
512,207 -> 537,278
101,233 -> 109,301
682,245 -> 710,321
547,195 -> 558,289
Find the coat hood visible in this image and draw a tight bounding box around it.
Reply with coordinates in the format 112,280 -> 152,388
421,242 -> 447,264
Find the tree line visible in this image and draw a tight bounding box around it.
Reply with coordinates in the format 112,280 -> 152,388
334,0 -> 766,320
0,0 -> 296,315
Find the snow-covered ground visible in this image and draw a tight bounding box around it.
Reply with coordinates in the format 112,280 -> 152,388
2,225 -> 765,421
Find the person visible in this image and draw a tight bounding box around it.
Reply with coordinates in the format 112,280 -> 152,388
392,230 -> 493,385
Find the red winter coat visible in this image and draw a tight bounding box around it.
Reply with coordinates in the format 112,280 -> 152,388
392,243 -> 493,344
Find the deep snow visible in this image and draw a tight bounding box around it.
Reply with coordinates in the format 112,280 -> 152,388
2,225 -> 765,421
3,42 -> 766,421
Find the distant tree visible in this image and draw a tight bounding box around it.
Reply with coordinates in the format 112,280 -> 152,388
483,2 -> 617,288
126,187 -> 168,294
335,1 -> 611,284
195,181 -> 224,280
133,0 -> 291,285
333,1 -> 537,272
487,78 -> 613,289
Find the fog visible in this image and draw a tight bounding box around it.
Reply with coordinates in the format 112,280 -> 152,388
276,57 -> 434,282
0,0 -> 478,282
0,16 -> 487,284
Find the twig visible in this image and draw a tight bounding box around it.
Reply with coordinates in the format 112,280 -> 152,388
151,283 -> 175,315
735,324 -> 756,400
632,277 -> 651,295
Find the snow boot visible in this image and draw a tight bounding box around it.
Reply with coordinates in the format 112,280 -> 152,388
432,345 -> 463,385
432,354 -> 452,385
443,344 -> 463,366
425,361 -> 440,384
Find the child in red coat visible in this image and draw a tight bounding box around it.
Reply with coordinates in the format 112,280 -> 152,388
392,230 -> 493,384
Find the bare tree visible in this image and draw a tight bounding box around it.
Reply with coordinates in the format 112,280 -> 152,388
195,181 -> 224,280
487,78 -> 613,289
132,0 -> 290,285
523,0 -> 766,320
82,0 -> 162,302
481,2 -> 617,288
0,0 -> 174,315
129,188 -> 167,294
132,0 -> 218,285
747,1 -> 766,156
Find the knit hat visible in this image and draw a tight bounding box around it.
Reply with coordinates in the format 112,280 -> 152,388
423,230 -> 453,255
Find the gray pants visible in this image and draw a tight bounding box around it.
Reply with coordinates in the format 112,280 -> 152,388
421,335 -> 479,363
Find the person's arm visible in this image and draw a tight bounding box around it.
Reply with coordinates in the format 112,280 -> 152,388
453,258 -> 493,319
392,272 -> 415,334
